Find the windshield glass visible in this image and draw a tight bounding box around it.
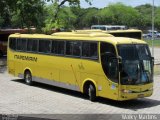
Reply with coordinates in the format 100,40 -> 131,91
118,44 -> 153,85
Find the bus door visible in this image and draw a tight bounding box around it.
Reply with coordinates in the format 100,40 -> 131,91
100,42 -> 120,100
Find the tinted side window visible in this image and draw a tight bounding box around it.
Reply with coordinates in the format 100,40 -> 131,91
66,41 -> 73,55
66,41 -> 81,57
100,42 -> 116,55
51,41 -> 64,55
73,41 -> 81,56
9,38 -> 16,50
27,39 -> 38,52
90,42 -> 98,59
82,42 -> 98,59
17,38 -> 27,51
100,42 -> 118,83
39,40 -> 51,53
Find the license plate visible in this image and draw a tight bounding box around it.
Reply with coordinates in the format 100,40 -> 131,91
138,94 -> 144,98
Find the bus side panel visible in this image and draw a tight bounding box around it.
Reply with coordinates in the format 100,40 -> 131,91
8,51 -> 16,76
78,60 -> 101,94
8,52 -> 23,77
59,58 -> 80,90
14,52 -> 29,77
34,54 -> 59,81
98,76 -> 119,100
79,60 -> 119,100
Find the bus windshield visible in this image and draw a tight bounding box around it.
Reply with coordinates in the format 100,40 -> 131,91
117,44 -> 153,85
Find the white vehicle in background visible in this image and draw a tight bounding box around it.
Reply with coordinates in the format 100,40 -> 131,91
91,25 -> 127,31
156,32 -> 160,37
144,30 -> 160,38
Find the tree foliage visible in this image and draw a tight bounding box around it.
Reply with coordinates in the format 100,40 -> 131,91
15,0 -> 45,31
43,0 -> 92,33
98,3 -> 141,27
155,7 -> 160,30
0,0 -> 16,27
0,1 -> 160,32
135,4 -> 152,29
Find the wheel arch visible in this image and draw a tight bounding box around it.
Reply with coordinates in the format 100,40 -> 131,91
23,67 -> 32,78
82,79 -> 97,96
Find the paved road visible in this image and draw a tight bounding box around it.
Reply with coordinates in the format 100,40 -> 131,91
0,60 -> 160,115
0,48 -> 160,119
150,47 -> 160,64
0,70 -> 160,114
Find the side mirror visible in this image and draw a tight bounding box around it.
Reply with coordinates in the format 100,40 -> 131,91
108,57 -> 119,78
117,56 -> 122,72
110,57 -> 123,73
151,57 -> 154,66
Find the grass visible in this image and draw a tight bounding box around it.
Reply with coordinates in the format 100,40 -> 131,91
144,38 -> 160,47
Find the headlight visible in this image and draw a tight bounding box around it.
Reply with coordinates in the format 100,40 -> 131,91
121,89 -> 132,93
149,87 -> 153,91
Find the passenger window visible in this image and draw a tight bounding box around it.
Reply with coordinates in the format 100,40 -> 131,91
90,43 -> 98,59
73,41 -> 81,56
66,41 -> 81,57
82,42 -> 90,57
9,38 -> 16,50
66,41 -> 73,55
51,40 -> 64,55
39,40 -> 51,53
17,38 -> 27,51
82,42 -> 98,60
27,39 -> 38,52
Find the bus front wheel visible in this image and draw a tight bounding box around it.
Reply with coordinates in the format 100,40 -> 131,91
24,71 -> 33,85
88,84 -> 96,102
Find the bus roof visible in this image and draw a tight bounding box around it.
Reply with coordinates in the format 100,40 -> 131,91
75,29 -> 142,33
52,32 -> 114,37
9,32 -> 146,45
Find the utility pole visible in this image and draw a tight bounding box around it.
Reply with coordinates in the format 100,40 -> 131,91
151,0 -> 154,57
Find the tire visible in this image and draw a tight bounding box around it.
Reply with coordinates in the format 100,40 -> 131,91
24,71 -> 33,85
88,84 -> 96,102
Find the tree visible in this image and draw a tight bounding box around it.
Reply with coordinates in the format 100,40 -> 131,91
0,0 -> 16,27
135,4 -> 153,29
155,7 -> 160,30
15,0 -> 45,32
80,7 -> 99,28
43,0 -> 92,33
0,0 -> 46,31
101,3 -> 141,27
43,5 -> 77,33
46,0 -> 92,20
0,16 -> 4,28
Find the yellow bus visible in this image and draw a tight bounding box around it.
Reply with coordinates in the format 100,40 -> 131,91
76,29 -> 142,39
7,32 -> 154,101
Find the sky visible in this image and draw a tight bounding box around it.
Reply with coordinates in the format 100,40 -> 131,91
80,0 -> 160,8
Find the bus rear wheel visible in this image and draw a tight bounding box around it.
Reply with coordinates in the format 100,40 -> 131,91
24,71 -> 33,85
88,84 -> 96,102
